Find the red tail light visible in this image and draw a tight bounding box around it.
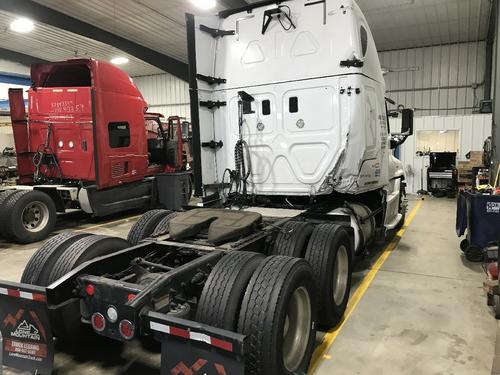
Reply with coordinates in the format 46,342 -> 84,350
91,313 -> 105,332
127,293 -> 136,302
85,284 -> 95,296
119,320 -> 134,340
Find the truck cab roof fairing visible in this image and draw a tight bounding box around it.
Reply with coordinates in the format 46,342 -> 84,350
204,0 -> 384,90
30,58 -> 146,106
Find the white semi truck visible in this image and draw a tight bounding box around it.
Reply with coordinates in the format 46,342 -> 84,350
0,1 -> 413,375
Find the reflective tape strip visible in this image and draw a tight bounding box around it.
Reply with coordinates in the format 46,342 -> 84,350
170,326 -> 190,339
211,337 -> 233,352
149,321 -> 234,353
0,288 -> 46,302
19,291 -> 33,299
190,331 -> 211,345
150,321 -> 170,334
7,289 -> 20,298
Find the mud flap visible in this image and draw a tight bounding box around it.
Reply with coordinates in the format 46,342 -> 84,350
0,281 -> 54,374
146,311 -> 245,375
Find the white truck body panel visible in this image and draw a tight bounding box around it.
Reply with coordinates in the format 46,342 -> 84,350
193,0 -> 395,197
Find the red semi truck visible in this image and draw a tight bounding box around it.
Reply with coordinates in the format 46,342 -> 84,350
4,58 -> 191,244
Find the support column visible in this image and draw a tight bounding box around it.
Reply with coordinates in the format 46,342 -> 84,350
492,0 -> 500,182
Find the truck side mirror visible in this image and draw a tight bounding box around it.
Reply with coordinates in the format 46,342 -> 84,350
401,108 -> 414,136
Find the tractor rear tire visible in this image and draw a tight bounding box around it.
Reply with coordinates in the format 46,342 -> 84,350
0,190 -> 30,238
0,190 -> 57,244
196,251 -> 265,331
47,235 -> 129,285
0,190 -> 19,237
305,224 -> 353,328
0,189 -> 18,206
237,256 -> 317,375
46,235 -> 128,344
21,232 -> 92,286
151,212 -> 181,237
271,221 -> 313,258
127,209 -> 172,245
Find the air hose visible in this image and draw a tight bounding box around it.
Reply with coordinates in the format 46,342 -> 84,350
234,139 -> 252,195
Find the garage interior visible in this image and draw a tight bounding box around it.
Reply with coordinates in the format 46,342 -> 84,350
0,0 -> 499,374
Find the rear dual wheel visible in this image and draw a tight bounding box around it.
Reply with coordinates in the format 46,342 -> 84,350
239,256 -> 317,375
22,233 -> 129,343
305,224 -> 352,328
127,209 -> 172,245
273,220 -> 353,329
197,253 -> 317,375
21,231 -> 92,285
196,251 -> 265,330
0,190 -> 56,243
271,221 -> 313,257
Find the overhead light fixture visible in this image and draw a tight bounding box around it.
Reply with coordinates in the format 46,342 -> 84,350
110,57 -> 129,65
10,17 -> 35,33
191,0 -> 217,10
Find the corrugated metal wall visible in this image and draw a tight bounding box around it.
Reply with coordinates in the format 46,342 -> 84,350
391,114 -> 492,194
381,41 -> 487,116
132,74 -> 190,119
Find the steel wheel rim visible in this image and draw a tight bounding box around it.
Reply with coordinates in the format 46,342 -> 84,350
22,201 -> 49,233
282,286 -> 311,372
333,245 -> 349,305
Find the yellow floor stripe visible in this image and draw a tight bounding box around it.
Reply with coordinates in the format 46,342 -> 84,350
308,199 -> 424,374
74,214 -> 141,233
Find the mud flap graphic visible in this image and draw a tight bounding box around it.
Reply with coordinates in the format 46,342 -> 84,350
0,281 -> 53,374
146,312 -> 245,375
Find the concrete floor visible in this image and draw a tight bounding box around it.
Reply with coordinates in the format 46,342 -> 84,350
314,196 -> 496,375
0,196 -> 496,374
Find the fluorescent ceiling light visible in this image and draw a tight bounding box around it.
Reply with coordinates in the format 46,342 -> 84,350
191,0 -> 217,10
10,18 -> 35,33
110,57 -> 129,65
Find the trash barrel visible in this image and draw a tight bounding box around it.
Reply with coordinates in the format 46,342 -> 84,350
457,191 -> 500,250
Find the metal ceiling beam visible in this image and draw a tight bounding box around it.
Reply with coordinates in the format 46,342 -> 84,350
0,47 -> 49,67
218,0 -> 249,9
0,0 -> 188,81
